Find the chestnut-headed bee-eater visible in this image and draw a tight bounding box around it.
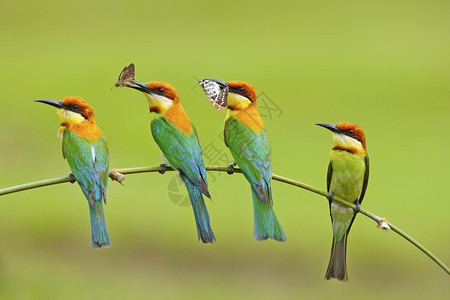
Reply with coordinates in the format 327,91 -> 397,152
35,97 -> 110,248
316,122 -> 369,281
200,79 -> 286,242
126,81 -> 215,243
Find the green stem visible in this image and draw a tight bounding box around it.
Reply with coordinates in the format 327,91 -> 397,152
0,165 -> 448,275
0,175 -> 74,196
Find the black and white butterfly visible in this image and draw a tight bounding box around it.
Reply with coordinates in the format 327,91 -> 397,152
198,78 -> 229,113
115,63 -> 135,87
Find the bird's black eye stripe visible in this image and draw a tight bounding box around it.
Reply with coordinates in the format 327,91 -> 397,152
66,104 -> 87,119
228,86 -> 253,102
230,86 -> 247,96
66,104 -> 81,113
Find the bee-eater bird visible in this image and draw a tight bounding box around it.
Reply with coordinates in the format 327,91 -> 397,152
126,80 -> 215,243
35,97 -> 110,248
200,79 -> 286,242
316,122 -> 369,281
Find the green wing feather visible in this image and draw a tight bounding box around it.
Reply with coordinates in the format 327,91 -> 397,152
224,118 -> 272,203
62,130 -> 109,201
151,116 -> 214,243
151,116 -> 209,197
62,129 -> 110,247
224,117 -> 285,241
327,161 -> 333,194
358,155 -> 370,204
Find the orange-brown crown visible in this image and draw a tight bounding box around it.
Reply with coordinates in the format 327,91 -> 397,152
227,81 -> 257,102
336,122 -> 366,150
145,82 -> 180,103
60,96 -> 95,121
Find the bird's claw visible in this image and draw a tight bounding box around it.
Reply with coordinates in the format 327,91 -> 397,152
159,163 -> 167,174
68,173 -> 76,183
353,202 -> 361,214
227,162 -> 237,175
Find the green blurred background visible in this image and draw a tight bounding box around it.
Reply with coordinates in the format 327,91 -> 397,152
1,0 -> 449,298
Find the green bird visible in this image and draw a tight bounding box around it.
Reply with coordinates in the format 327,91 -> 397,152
200,79 -> 286,242
127,81 -> 215,243
35,96 -> 110,248
317,122 -> 369,281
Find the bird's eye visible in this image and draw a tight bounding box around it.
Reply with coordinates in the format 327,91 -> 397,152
72,104 -> 79,111
238,87 -> 245,94
158,87 -> 165,94
348,129 -> 355,136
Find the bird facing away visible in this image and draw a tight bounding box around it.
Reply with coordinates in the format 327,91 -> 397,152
199,79 -> 286,242
316,122 -> 369,281
35,97 -> 110,248
127,81 -> 215,243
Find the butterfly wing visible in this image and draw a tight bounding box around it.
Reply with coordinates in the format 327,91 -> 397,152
199,79 -> 229,112
115,63 -> 135,87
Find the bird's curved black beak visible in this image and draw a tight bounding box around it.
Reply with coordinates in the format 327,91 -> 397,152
129,80 -> 153,94
316,123 -> 342,134
199,78 -> 228,88
34,99 -> 64,109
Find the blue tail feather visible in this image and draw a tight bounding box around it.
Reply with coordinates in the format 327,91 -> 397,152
88,200 -> 111,248
252,189 -> 286,242
181,174 -> 215,243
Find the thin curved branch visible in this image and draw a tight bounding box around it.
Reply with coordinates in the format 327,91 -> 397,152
0,174 -> 75,196
0,165 -> 448,275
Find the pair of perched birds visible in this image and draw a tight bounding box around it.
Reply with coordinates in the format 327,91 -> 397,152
35,66 -> 369,281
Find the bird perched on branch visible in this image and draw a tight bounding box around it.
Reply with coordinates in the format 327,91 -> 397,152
199,79 -> 286,242
316,122 -> 369,281
35,97 -> 110,248
119,68 -> 214,243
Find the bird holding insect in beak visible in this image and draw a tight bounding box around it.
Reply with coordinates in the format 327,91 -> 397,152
35,97 -> 110,248
316,122 -> 369,281
199,79 -> 286,242
119,68 -> 214,243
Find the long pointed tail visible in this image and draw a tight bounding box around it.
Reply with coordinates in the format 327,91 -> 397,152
252,189 -> 286,242
325,232 -> 348,281
89,200 -> 111,248
182,175 -> 215,243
